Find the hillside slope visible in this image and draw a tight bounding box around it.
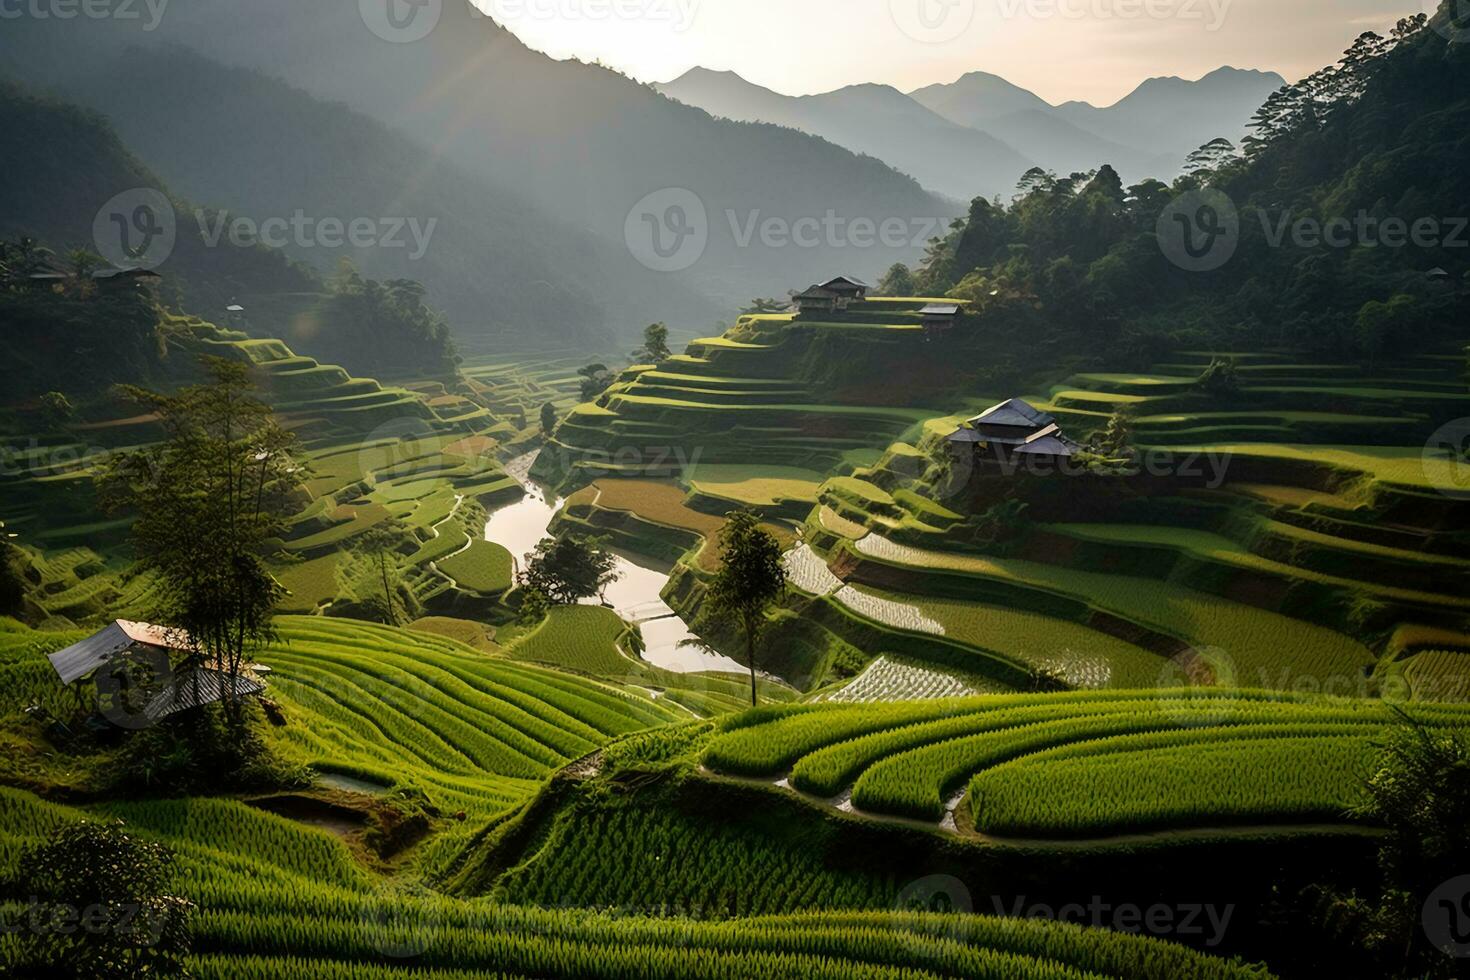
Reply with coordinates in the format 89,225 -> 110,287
0,0 -> 955,311
11,46 -> 718,349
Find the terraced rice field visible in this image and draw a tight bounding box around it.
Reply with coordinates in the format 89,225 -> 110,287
0,779 -> 1269,980
849,534 -> 1376,690
702,690 -> 1470,833
1403,649 -> 1470,702
685,463 -> 825,509
256,618 -> 684,873
508,606 -> 796,717
823,656 -> 988,703
564,479 -> 795,572
436,539 -> 514,594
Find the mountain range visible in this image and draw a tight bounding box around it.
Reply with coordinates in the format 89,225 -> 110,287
0,0 -> 952,342
662,66 -> 1286,201
0,0 -> 1284,351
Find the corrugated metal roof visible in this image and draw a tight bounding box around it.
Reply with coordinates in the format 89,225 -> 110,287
920,304 -> 960,316
48,621 -> 194,685
143,667 -> 266,723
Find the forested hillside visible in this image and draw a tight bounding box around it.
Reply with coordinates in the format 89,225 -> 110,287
0,82 -> 316,318
910,15 -> 1469,365
14,44 -> 719,349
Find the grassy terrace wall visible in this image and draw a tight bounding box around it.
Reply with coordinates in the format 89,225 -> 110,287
538,315 -> 1017,488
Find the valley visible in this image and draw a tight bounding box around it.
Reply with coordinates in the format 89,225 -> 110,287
1,3 -> 1468,980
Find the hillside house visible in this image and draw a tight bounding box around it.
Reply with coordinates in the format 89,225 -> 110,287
946,398 -> 1082,469
793,276 -> 870,313
920,303 -> 961,338
48,620 -> 266,725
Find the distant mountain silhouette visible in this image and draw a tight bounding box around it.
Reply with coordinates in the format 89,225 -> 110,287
912,66 -> 1285,184
660,64 -> 1285,200
0,0 -> 954,319
1050,67 -> 1287,161
658,69 -> 1035,202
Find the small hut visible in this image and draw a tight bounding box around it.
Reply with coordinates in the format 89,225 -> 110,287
47,620 -> 265,725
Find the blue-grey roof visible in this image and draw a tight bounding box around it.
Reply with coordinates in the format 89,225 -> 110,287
967,398 -> 1055,430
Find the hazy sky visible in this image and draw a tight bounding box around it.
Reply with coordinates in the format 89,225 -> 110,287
473,0 -> 1426,104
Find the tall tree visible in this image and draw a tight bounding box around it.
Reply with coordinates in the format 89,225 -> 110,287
104,357 -> 304,730
1311,713 -> 1470,978
356,520 -> 408,626
877,263 -> 916,297
520,535 -> 620,606
708,510 -> 787,706
640,322 -> 672,362
540,402 -> 558,435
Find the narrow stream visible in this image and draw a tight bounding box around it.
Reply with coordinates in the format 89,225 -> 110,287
488,453 -> 745,675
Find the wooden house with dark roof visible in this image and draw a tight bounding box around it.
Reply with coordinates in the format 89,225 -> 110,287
946,397 -> 1082,469
793,276 -> 870,314
920,303 -> 962,338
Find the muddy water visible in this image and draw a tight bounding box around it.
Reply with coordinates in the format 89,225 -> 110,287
487,454 -> 744,674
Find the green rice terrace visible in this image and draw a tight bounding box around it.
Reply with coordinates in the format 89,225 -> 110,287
2,299 -> 1468,980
